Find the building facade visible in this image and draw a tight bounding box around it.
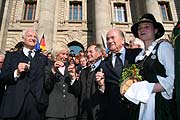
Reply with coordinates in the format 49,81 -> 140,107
0,0 -> 180,52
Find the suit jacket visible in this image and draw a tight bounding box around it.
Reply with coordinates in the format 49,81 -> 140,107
99,48 -> 142,120
71,65 -> 107,120
45,64 -> 78,118
0,69 -> 5,106
0,50 -> 49,118
175,34 -> 180,120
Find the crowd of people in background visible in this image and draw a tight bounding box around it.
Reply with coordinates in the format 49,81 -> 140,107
0,13 -> 179,120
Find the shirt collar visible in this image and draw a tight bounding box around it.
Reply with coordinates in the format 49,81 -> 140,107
112,47 -> 125,65
135,40 -> 158,62
91,59 -> 101,71
23,47 -> 35,57
112,47 -> 125,56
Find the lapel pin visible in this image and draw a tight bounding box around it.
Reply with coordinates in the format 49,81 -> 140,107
151,54 -> 156,59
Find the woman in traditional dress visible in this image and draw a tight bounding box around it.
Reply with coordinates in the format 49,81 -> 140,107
125,13 -> 175,120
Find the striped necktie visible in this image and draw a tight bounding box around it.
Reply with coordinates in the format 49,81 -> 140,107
28,51 -> 32,60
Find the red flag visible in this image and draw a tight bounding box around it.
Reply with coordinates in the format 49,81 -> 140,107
40,34 -> 46,51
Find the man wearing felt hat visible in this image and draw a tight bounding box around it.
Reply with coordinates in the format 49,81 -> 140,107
124,13 -> 176,120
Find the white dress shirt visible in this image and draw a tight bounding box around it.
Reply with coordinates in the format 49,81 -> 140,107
23,47 -> 35,58
14,47 -> 35,79
112,47 -> 126,67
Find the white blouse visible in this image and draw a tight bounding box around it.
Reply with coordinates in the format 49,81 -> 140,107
135,39 -> 174,99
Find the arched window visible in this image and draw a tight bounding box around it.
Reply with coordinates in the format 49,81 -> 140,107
67,41 -> 84,55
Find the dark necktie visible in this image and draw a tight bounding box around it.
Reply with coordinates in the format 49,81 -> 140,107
28,51 -> 32,60
115,53 -> 123,77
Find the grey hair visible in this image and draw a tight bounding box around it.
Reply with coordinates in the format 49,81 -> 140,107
87,44 -> 103,53
95,44 -> 103,53
111,29 -> 126,44
22,29 -> 37,39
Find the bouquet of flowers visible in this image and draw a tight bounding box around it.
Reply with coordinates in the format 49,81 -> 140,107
119,64 -> 143,95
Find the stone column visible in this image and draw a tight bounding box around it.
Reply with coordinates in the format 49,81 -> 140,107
0,0 -> 12,50
0,0 -> 2,11
37,0 -> 56,51
145,0 -> 162,21
94,0 -> 111,46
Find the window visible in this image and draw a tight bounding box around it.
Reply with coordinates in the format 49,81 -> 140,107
69,1 -> 82,21
68,41 -> 84,55
23,0 -> 37,20
158,2 -> 173,21
114,3 -> 127,22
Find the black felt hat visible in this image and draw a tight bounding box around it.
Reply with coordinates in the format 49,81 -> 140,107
131,13 -> 165,39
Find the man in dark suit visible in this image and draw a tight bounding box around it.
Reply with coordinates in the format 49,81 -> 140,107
44,46 -> 78,120
174,21 -> 180,120
96,29 -> 142,120
0,29 -> 49,120
69,44 -> 107,120
0,51 -> 5,106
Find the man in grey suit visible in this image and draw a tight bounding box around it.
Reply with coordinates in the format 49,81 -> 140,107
69,44 -> 107,120
0,29 -> 49,120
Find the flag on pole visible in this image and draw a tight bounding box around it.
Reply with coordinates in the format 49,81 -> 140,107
101,32 -> 107,49
101,32 -> 109,54
40,34 -> 46,51
34,39 -> 40,51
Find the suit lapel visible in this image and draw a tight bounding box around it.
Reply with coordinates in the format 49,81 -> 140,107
124,49 -> 129,67
106,55 -> 113,69
106,55 -> 118,74
30,52 -> 42,73
64,66 -> 69,77
17,50 -> 29,63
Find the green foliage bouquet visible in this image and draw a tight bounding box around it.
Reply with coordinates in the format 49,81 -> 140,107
119,64 -> 143,95
120,64 -> 142,84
